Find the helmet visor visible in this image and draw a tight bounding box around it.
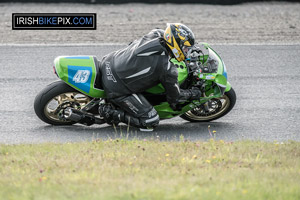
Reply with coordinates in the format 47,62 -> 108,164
182,45 -> 193,58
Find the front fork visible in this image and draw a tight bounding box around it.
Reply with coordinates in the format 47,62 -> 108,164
202,90 -> 211,112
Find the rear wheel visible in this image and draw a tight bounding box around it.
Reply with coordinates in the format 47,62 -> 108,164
34,81 -> 92,125
180,88 -> 236,122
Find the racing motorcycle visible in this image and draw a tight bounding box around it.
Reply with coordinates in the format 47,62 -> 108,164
34,43 -> 236,128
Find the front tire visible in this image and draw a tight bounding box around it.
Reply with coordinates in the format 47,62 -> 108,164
34,81 -> 91,125
180,88 -> 236,122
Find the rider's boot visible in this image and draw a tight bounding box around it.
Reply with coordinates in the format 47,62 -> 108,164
99,104 -> 159,131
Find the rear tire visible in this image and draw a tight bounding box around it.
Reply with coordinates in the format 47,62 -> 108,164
180,88 -> 236,122
34,81 -> 90,125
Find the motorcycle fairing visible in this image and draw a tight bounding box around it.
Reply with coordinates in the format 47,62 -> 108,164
153,44 -> 231,119
53,45 -> 231,119
199,43 -> 231,93
154,85 -> 223,119
54,56 -> 106,98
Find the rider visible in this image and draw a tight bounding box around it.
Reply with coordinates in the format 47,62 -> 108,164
99,23 -> 202,131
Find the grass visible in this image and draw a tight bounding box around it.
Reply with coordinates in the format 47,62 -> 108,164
0,138 -> 300,200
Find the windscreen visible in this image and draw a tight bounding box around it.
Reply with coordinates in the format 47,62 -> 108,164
200,48 -> 219,73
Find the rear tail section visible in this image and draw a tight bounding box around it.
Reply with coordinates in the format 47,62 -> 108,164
54,56 -> 106,98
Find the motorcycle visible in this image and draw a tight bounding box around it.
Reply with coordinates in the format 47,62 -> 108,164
34,43 -> 236,128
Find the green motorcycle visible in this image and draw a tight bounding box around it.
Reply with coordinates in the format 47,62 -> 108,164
34,43 -> 236,127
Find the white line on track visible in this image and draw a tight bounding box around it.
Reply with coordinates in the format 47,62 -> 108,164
0,43 -> 300,47
0,43 -> 127,47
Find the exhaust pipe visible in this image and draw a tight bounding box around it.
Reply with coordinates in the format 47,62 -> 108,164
64,107 -> 105,126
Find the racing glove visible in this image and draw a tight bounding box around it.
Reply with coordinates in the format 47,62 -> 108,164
170,88 -> 202,111
178,87 -> 202,102
188,87 -> 202,101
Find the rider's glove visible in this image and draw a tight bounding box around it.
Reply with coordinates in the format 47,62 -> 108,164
188,87 -> 202,101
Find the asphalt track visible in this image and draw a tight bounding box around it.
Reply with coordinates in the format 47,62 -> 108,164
0,44 -> 299,144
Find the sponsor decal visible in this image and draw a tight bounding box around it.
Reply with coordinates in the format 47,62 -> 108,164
165,33 -> 170,40
205,75 -> 215,80
172,48 -> 180,58
124,100 -> 138,114
68,65 -> 92,93
178,28 -> 188,37
105,62 -> 117,82
12,13 -> 96,30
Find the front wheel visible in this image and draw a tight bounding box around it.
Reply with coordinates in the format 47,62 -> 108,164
34,81 -> 92,125
180,88 -> 236,122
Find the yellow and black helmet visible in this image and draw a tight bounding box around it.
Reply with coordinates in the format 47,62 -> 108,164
163,23 -> 195,62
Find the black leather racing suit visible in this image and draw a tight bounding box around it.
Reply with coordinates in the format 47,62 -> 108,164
99,29 -> 195,129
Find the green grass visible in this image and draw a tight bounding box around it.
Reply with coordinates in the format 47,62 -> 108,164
0,139 -> 299,200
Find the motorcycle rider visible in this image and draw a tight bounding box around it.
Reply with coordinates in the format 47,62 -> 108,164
99,23 -> 202,131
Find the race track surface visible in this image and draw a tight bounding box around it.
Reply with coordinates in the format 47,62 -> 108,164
1,2 -> 300,44
0,44 -> 299,144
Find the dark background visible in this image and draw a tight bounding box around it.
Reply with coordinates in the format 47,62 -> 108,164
3,0 -> 300,5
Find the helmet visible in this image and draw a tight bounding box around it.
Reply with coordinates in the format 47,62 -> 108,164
163,23 -> 195,62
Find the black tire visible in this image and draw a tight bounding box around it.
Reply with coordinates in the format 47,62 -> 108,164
180,88 -> 236,122
34,81 -> 84,125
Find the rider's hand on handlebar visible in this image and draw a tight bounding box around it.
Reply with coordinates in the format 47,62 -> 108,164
189,87 -> 202,101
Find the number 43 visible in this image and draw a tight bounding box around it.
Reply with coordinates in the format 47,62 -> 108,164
73,70 -> 90,83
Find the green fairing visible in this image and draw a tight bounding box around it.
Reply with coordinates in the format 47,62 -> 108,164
154,86 -> 223,119
225,82 -> 232,92
54,44 -> 231,119
54,56 -> 106,98
153,44 -> 231,118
